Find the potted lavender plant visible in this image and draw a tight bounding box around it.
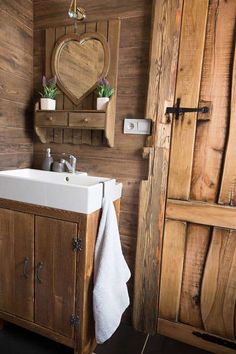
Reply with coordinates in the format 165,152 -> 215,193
39,76 -> 58,110
96,77 -> 114,110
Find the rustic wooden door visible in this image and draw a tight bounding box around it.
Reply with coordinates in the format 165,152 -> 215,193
35,216 -> 77,338
134,0 -> 236,353
0,209 -> 34,321
158,1 -> 236,354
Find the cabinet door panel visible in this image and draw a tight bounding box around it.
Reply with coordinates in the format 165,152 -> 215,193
35,216 -> 77,338
0,209 -> 34,321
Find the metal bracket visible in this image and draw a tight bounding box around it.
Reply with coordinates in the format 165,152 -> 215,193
70,314 -> 80,327
166,98 -> 209,120
72,238 -> 83,252
192,331 -> 236,350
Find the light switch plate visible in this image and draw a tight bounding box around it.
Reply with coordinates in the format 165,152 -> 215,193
123,118 -> 152,135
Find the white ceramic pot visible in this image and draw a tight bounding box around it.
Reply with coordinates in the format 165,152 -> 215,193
40,98 -> 56,110
96,97 -> 109,110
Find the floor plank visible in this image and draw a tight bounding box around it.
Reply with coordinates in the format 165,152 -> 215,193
0,323 -> 212,354
143,333 -> 211,354
95,324 -> 147,354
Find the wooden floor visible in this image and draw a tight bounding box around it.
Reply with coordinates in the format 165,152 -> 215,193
0,323 -> 211,354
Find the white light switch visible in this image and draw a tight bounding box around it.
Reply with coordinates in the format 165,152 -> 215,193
124,118 -> 151,135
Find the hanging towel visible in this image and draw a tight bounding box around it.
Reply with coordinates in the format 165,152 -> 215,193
93,198 -> 131,344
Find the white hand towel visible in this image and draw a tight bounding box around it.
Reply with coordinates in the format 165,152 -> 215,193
93,198 -> 131,344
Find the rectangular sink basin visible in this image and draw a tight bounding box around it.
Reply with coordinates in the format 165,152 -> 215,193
0,169 -> 122,214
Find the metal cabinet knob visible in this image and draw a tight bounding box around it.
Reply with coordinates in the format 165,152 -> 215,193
47,116 -> 53,121
83,118 -> 88,123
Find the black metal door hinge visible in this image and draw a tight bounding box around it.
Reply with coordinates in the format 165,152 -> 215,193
72,238 -> 83,252
166,98 -> 209,120
70,314 -> 80,327
192,331 -> 236,350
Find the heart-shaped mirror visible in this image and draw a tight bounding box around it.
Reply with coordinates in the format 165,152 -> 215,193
52,33 -> 110,105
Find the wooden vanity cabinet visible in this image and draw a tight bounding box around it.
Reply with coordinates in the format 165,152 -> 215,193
0,198 -> 113,354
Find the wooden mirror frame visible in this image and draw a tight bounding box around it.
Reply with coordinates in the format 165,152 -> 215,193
51,32 -> 110,105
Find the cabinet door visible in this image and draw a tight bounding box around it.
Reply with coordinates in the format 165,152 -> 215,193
0,209 -> 34,321
35,216 -> 77,338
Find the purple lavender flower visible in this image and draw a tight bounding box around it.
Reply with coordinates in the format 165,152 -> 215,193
42,75 -> 57,87
97,77 -> 114,98
42,75 -> 47,87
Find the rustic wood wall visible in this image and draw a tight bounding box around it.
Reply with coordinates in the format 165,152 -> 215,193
33,0 -> 152,320
0,1 -> 34,170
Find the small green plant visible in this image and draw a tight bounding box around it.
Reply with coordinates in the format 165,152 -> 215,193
39,76 -> 58,99
97,77 -> 114,98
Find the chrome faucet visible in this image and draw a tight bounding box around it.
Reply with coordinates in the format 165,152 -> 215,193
61,154 -> 77,173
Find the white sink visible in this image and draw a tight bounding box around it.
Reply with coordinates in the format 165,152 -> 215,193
0,169 -> 122,214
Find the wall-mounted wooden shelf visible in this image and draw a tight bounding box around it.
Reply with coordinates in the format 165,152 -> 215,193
34,98 -> 116,147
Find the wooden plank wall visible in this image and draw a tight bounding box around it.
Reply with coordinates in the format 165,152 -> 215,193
0,1 -> 34,170
33,0 -> 152,321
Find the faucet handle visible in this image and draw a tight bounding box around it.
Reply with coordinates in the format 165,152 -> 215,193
69,154 -> 76,161
69,155 -> 77,172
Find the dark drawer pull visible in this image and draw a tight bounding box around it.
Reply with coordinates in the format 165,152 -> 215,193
23,257 -> 29,279
36,262 -> 43,283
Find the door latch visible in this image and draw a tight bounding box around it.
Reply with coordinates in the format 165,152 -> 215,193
166,98 -> 209,120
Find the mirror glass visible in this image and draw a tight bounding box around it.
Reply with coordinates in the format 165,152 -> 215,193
57,38 -> 105,103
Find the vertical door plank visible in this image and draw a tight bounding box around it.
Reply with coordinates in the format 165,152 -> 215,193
191,0 -> 236,203
0,209 -> 34,321
159,220 -> 187,321
45,27 -> 56,142
133,0 -> 183,333
168,0 -> 209,200
179,224 -> 210,328
35,216 -> 77,338
91,21 -> 108,146
54,26 -> 66,144
219,41 -> 236,204
201,228 -> 236,339
200,33 -> 236,340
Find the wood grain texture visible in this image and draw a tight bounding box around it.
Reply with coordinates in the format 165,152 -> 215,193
198,38 -> 236,339
201,228 -> 236,340
168,0 -> 209,200
179,224 -> 211,328
133,0 -> 183,333
35,216 -> 77,338
158,319 -> 236,354
166,199 -> 236,229
178,0 -> 236,334
0,209 -> 34,321
75,212 -> 100,354
191,0 -> 236,203
34,0 -> 152,29
159,220 -> 187,321
219,39 -> 236,204
0,1 -> 33,170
